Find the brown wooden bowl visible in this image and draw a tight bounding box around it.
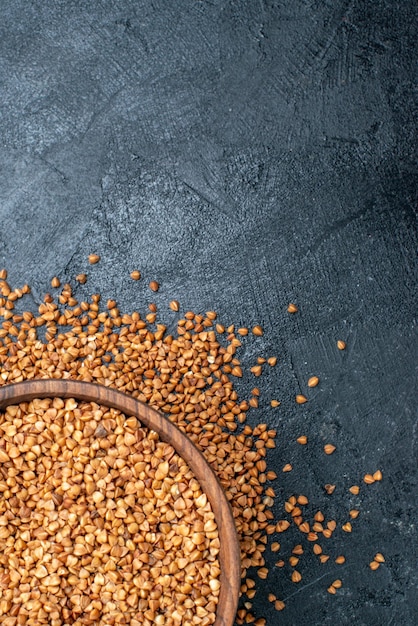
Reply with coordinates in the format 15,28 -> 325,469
0,379 -> 241,626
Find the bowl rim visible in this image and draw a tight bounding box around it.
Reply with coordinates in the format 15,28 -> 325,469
0,379 -> 241,626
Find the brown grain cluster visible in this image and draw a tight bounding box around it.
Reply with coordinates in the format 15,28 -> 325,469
0,399 -> 220,625
0,269 -> 386,624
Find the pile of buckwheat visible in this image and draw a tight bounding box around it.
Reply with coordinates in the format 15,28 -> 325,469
0,397 -> 221,626
0,265 -> 384,625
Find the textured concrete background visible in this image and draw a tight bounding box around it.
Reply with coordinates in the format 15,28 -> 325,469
0,1 -> 417,624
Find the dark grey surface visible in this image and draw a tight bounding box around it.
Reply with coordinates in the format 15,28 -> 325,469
0,1 -> 417,624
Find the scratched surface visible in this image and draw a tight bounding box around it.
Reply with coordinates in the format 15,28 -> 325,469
0,1 -> 417,624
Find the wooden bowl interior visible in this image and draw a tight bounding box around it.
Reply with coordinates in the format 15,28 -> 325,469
0,380 -> 241,626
